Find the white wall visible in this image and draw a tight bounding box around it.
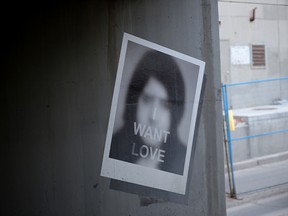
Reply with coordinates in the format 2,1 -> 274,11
219,0 -> 288,108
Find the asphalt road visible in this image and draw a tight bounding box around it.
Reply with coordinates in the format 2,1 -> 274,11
225,159 -> 288,215
225,159 -> 288,195
227,193 -> 288,216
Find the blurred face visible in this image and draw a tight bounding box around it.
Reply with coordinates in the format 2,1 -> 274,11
136,77 -> 171,147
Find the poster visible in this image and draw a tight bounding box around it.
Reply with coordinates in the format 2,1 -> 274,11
101,33 -> 205,194
230,45 -> 250,65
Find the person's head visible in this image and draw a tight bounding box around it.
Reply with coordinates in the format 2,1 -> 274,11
124,50 -> 185,146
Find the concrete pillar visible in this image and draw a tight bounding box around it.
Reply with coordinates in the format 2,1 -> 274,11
3,0 -> 226,215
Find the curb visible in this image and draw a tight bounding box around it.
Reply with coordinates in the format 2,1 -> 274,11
225,151 -> 288,172
226,183 -> 288,209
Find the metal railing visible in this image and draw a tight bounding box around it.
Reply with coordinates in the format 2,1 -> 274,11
222,77 -> 288,198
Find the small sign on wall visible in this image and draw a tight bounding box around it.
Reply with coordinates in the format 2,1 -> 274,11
101,33 -> 205,194
230,45 -> 250,65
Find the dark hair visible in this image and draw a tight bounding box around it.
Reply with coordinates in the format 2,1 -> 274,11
124,50 -> 185,129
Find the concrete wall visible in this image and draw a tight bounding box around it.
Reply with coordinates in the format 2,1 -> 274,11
219,0 -> 288,108
231,106 -> 288,162
2,0 -> 225,215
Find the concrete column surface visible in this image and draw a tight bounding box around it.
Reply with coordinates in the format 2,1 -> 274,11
2,0 -> 225,215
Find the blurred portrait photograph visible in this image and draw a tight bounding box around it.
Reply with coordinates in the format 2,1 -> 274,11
101,33 -> 205,194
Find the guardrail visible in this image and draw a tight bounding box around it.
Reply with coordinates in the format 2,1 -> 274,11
222,77 -> 288,198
